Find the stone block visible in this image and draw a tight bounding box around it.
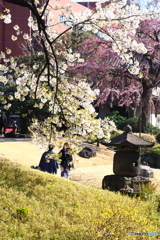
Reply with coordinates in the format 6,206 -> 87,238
139,165 -> 154,178
102,174 -> 151,195
142,154 -> 156,168
113,151 -> 140,177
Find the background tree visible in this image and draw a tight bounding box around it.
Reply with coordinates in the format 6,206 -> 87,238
70,18 -> 160,132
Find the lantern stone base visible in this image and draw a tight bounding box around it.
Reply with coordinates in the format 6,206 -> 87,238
102,175 -> 151,195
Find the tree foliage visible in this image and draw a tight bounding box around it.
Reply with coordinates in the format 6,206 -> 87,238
0,0 -> 159,145
70,18 -> 160,132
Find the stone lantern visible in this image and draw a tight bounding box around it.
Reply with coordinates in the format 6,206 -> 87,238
102,125 -> 155,194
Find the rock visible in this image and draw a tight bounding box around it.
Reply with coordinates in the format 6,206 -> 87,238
141,154 -> 156,168
156,154 -> 160,169
78,146 -> 96,158
139,165 -> 154,178
141,161 -> 149,166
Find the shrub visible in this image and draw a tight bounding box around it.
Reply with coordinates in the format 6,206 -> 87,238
139,183 -> 157,201
149,144 -> 160,156
106,111 -> 127,129
15,207 -> 30,222
119,117 -> 138,131
146,122 -> 160,135
155,194 -> 160,212
120,117 -> 160,134
0,162 -> 160,239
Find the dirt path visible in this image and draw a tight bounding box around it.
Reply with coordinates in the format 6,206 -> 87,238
70,165 -> 113,188
0,138 -> 160,192
70,165 -> 160,192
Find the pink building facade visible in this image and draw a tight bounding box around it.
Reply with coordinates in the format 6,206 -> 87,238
48,0 -> 88,33
0,0 -> 87,57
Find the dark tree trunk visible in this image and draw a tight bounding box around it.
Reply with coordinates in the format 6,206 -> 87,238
138,86 -> 152,133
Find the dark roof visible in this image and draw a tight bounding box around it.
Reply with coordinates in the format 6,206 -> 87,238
106,132 -> 154,148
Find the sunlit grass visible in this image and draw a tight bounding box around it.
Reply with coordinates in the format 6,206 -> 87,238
0,162 -> 159,239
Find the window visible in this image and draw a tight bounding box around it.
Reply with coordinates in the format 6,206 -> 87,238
59,15 -> 65,22
59,15 -> 72,26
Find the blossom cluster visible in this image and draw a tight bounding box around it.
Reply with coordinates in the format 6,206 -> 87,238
0,0 -> 159,145
0,8 -> 11,24
70,0 -> 159,75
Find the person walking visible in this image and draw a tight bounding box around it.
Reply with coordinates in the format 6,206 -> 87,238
59,142 -> 73,179
0,113 -> 7,135
39,143 -> 58,174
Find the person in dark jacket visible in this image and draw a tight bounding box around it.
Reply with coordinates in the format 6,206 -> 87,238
39,143 -> 58,174
0,113 -> 7,135
59,142 -> 73,179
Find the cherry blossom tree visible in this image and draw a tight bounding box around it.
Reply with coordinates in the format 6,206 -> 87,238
70,18 -> 160,132
0,0 -> 159,146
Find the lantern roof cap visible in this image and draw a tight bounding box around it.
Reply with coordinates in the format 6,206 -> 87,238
105,125 -> 155,148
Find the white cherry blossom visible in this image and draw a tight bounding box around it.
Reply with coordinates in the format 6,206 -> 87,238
0,0 -> 159,146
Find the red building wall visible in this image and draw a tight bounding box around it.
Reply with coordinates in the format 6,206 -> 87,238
0,0 -> 88,57
0,1 -> 30,56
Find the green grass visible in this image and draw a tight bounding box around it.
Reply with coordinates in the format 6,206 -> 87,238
0,162 -> 160,239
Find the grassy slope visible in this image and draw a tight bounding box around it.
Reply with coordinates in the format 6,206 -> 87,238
0,162 -> 159,240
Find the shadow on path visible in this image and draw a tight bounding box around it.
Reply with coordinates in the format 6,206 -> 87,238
0,136 -> 31,142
